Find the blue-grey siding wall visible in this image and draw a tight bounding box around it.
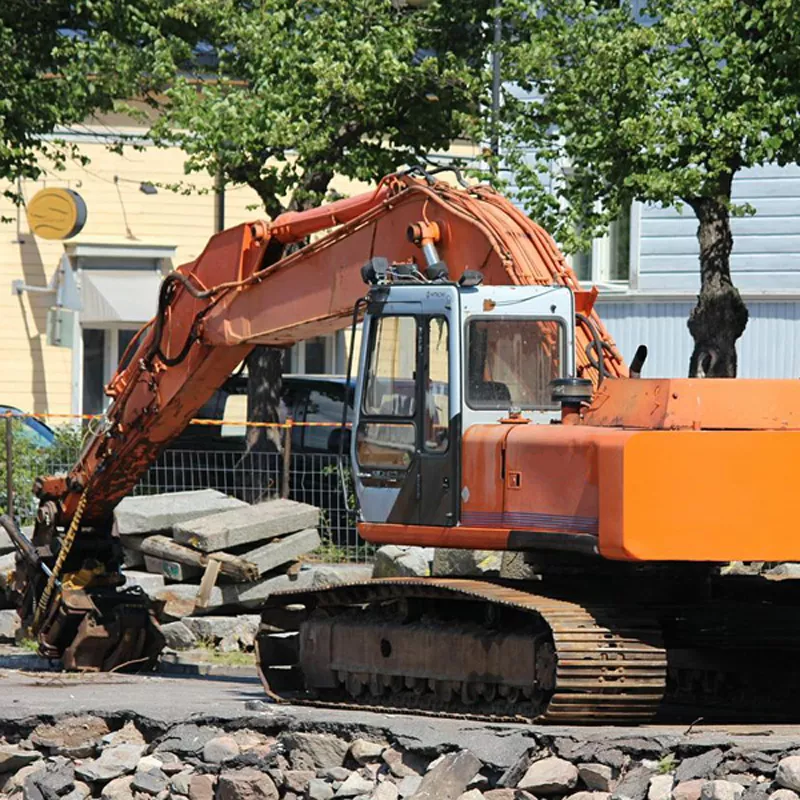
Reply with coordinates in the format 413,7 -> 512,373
598,299 -> 800,379
638,164 -> 800,293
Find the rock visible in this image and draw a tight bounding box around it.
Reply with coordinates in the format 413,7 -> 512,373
203,735 -> 241,765
150,751 -> 184,775
372,546 -> 431,578
307,778 -> 335,800
763,564 -> 800,581
397,776 -> 423,797
161,621 -> 197,651
483,790 -> 518,800
0,608 -> 20,640
132,768 -> 169,796
174,498 -> 319,552
674,780 -> 708,800
217,767 -> 279,800
374,783 -> 401,800
581,764 -> 616,793
310,567 -> 347,590
189,773 -> 217,800
232,730 -> 272,752
281,733 -> 349,770
727,752 -> 777,777
115,489 -> 246,535
770,792 -> 800,800
456,790 -> 484,800
155,724 -> 222,757
778,759 -> 800,792
382,748 -> 428,779
743,785 -> 772,800
101,722 -> 146,748
497,752 -> 534,789
518,757 -> 579,795
432,548 -> 502,576
63,781 -> 91,800
4,765 -> 41,795
30,760 -> 76,800
350,740 -> 387,765
648,775 -> 674,800
677,752 -> 725,783
568,794 -> 612,800
171,770 -> 195,796
284,771 -> 315,793
319,768 -> 352,782
0,744 -> 41,772
100,775 -> 134,800
408,750 -> 482,800
335,772 -> 375,797
76,743 -> 147,783
612,767 -> 656,800
701,781 -> 745,800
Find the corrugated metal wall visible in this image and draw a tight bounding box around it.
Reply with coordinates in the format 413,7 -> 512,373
597,299 -> 800,379
638,164 -> 800,293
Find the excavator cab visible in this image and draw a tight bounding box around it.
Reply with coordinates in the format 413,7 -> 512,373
352,280 -> 575,529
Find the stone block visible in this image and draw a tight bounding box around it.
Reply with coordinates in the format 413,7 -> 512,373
432,548 -> 502,576
372,546 -> 431,578
240,528 -> 321,575
0,608 -> 20,641
161,620 -> 197,651
122,570 -> 166,596
115,489 -> 246,535
174,498 -> 319,552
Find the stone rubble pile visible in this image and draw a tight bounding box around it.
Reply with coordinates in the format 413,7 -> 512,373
2,715 -> 800,800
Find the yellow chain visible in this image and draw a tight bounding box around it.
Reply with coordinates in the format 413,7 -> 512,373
33,489 -> 89,633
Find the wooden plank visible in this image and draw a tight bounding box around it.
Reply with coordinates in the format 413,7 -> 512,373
195,557 -> 222,611
128,534 -> 259,582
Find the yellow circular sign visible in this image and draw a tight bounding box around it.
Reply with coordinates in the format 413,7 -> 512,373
26,188 -> 87,240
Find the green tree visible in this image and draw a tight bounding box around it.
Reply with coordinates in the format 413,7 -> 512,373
0,1 -> 194,205
151,0 -> 493,448
503,0 -> 800,377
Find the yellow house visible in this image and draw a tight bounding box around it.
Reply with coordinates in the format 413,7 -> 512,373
2,115 -> 479,420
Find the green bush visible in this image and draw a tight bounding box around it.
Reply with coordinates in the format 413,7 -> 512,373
0,420 -> 84,525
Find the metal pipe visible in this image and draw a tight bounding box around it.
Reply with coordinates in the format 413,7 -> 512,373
490,0 -> 503,167
5,414 -> 12,520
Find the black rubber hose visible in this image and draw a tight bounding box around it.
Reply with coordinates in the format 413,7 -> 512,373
576,312 -> 608,385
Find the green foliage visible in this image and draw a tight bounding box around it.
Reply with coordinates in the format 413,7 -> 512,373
0,1 -> 196,205
150,0 -> 494,215
502,0 -> 800,252
0,421 -> 83,525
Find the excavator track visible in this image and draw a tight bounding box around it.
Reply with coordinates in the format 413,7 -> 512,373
256,579 -> 667,724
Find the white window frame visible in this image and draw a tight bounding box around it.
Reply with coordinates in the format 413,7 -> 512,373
289,331 -> 348,375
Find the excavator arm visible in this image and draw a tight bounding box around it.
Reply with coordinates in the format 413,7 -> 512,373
19,169 -> 624,669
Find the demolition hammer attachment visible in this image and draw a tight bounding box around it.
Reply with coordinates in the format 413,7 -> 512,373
0,511 -> 164,671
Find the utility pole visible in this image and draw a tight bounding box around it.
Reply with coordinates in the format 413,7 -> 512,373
490,0 -> 503,174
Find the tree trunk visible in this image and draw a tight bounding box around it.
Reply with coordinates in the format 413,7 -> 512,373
686,193 -> 749,377
245,346 -> 285,454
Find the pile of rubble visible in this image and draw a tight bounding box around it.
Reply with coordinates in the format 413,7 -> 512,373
3,712 -> 800,800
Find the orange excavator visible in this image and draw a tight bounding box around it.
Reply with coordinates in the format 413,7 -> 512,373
7,167 -> 800,721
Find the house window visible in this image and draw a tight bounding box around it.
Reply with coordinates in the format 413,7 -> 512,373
81,327 -> 143,415
289,331 -> 348,375
569,200 -> 632,284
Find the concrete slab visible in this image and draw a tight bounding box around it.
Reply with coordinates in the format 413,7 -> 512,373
173,499 -> 319,553
114,490 -> 247,536
242,528 -> 321,576
123,570 -> 166,594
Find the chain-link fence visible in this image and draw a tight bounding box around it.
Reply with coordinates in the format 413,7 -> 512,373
3,428 -> 372,564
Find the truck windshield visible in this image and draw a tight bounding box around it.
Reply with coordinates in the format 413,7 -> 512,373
466,318 -> 562,410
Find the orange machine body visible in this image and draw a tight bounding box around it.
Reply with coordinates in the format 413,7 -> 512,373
363,378 -> 800,562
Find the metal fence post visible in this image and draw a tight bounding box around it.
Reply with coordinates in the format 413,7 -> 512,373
5,413 -> 13,519
281,419 -> 293,499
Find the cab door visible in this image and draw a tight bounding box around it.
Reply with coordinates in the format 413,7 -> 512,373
352,285 -> 460,528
